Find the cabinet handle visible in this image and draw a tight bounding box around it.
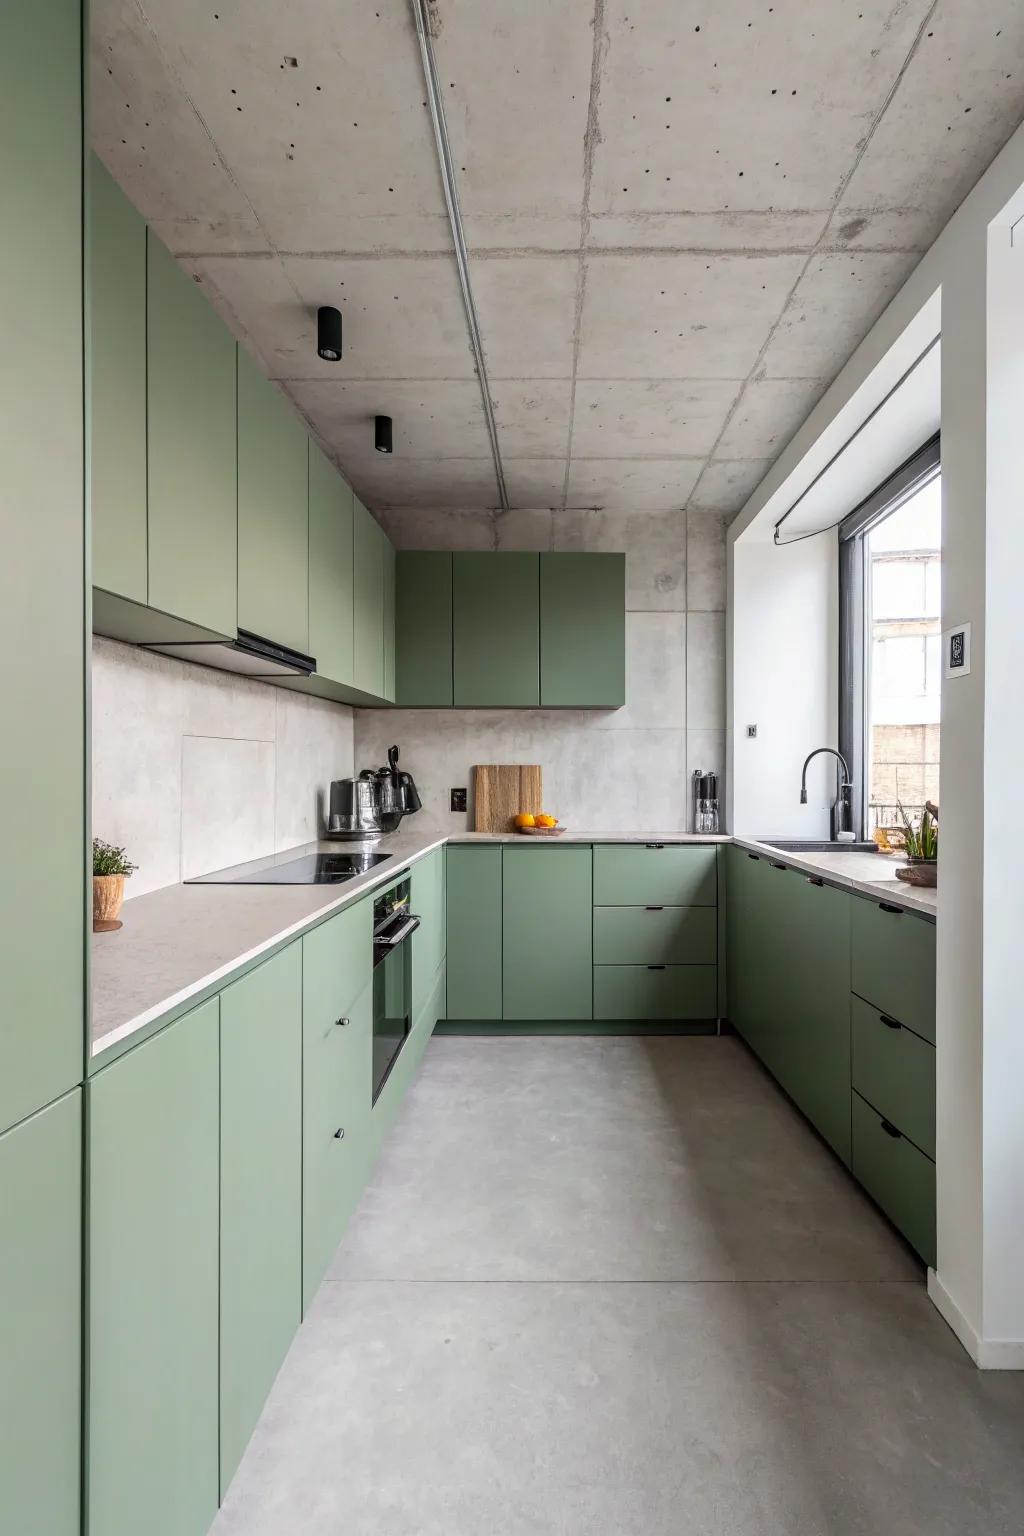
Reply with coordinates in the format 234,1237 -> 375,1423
747,853 -> 760,861
880,1118 -> 901,1140
647,964 -> 667,971
806,876 -> 824,887
645,843 -> 665,850
879,902 -> 903,915
879,1013 -> 902,1031
335,1017 -> 350,1028
771,861 -> 787,871
645,905 -> 664,911
333,1127 -> 346,1140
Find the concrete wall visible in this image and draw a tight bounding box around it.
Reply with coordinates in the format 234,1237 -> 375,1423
354,507 -> 729,833
91,637 -> 354,896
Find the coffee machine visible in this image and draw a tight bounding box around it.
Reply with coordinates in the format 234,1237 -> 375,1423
327,745 -> 422,840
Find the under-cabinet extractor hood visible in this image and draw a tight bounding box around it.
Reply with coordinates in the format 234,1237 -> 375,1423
142,628 -> 316,679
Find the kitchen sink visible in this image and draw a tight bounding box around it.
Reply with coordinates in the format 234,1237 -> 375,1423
756,838 -> 879,854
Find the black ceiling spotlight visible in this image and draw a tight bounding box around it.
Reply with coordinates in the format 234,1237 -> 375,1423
316,305 -> 342,362
375,414 -> 393,455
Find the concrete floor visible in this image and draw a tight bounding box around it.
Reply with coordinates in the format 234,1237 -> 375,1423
212,1036 -> 1024,1535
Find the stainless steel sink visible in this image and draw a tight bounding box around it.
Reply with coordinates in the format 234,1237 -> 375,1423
757,838 -> 878,854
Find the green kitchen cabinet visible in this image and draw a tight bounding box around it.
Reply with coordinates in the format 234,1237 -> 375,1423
88,999 -> 220,1536
851,994 -> 935,1160
412,847 -> 446,1025
219,945 -> 302,1494
396,551 -> 455,705
851,897 -> 936,1042
383,531 -> 396,701
0,1091 -> 81,1536
726,849 -> 800,1092
237,348 -> 309,654
308,441 -> 355,685
1,0 -> 85,1137
852,1090 -> 936,1265
783,873 -> 852,1163
593,905 -> 717,966
540,552 -> 625,707
445,845 -> 503,1021
147,233 -> 237,637
503,847 -> 592,1019
593,843 -> 718,907
453,552 -> 540,707
353,495 -> 385,697
88,153 -> 147,603
593,964 -> 717,1021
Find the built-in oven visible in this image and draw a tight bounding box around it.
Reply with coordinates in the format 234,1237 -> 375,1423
371,877 -> 420,1103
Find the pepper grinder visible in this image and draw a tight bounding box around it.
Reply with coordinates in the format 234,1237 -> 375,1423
691,770 -> 720,834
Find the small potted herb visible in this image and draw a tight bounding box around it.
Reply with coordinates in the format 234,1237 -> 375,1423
93,838 -> 138,932
895,801 -> 938,888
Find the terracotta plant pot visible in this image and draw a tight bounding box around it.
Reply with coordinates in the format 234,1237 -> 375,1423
895,858 -> 937,889
93,873 -> 126,932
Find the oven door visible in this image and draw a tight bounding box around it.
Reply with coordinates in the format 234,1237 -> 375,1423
371,905 -> 420,1102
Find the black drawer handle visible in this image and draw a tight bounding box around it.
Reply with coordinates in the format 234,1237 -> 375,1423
771,861 -> 787,871
806,876 -> 824,887
645,905 -> 664,911
879,902 -> 903,915
335,1016 -> 350,1028
747,853 -> 760,861
880,1119 -> 901,1140
334,1127 -> 346,1140
645,843 -> 665,850
879,1014 -> 902,1031
647,965 -> 667,971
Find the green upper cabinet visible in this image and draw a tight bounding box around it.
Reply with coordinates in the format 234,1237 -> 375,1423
88,155 -> 147,603
147,234 -> 237,636
308,443 -> 355,686
503,847 -> 593,1019
540,553 -> 625,707
396,552 -> 454,705
446,845 -> 503,1021
454,552 -> 540,707
219,945 -> 302,1494
382,531 -> 396,701
237,348 -> 309,654
0,1091 -> 82,1536
88,998 -> 220,1536
353,495 -> 385,697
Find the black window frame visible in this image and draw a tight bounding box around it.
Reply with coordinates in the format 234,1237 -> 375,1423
838,433 -> 941,839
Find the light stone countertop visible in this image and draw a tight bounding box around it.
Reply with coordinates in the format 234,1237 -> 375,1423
91,827 -> 933,1060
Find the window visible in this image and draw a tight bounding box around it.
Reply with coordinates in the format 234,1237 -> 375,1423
838,438 -> 941,838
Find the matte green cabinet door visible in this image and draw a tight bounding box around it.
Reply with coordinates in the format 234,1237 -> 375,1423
237,348 -> 309,653
308,443 -> 355,684
852,1091 -> 936,1265
412,848 -> 446,1025
88,154 -> 147,602
454,553 -> 540,706
353,496 -> 385,697
396,551 -> 454,705
0,1091 -> 81,1536
220,945 -> 302,1494
0,0 -> 84,1136
446,846 -> 502,1020
147,234 -> 237,636
503,847 -> 592,1019
88,999 -> 220,1536
540,552 -> 625,707
383,531 -> 396,701
784,874 -> 852,1163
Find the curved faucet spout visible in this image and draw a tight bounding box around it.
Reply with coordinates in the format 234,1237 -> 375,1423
799,746 -> 851,804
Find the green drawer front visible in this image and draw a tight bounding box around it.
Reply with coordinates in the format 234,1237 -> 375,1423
302,897 -> 373,1023
851,995 -> 935,1159
851,1091 -> 935,1265
593,965 -> 717,1021
851,898 -> 935,1042
593,905 -> 717,966
593,845 -> 717,907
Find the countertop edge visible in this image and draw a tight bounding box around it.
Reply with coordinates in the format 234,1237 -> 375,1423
731,837 -> 938,920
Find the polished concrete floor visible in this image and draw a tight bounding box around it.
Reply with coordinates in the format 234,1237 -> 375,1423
213,1036 -> 1024,1535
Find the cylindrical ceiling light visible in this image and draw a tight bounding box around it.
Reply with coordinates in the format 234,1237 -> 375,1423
374,414 -> 393,454
317,305 -> 342,362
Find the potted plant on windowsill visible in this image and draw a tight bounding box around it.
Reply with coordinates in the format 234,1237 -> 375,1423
93,838 -> 138,932
895,801 -> 938,888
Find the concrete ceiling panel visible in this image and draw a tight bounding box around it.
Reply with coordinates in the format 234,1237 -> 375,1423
566,459 -> 703,511
343,456 -> 499,511
571,379 -> 740,459
759,250 -> 921,379
287,379 -> 491,463
377,508 -> 497,551
578,253 -> 805,379
591,0 -> 933,218
502,461 -> 570,510
689,459 -> 773,514
716,377 -> 828,460
472,257 -> 581,378
490,382 -> 574,459
587,209 -> 830,252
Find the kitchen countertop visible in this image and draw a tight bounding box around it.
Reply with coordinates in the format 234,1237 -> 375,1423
91,827 -> 934,1060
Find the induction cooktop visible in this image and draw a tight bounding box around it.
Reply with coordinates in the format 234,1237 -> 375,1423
187,851 -> 390,886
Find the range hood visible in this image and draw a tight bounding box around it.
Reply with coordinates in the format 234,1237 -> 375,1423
142,628 -> 316,679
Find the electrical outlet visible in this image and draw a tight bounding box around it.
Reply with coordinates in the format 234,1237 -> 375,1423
450,787 -> 467,813
746,724 -> 758,739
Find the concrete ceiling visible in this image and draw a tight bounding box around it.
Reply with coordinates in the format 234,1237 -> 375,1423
91,0 -> 1024,517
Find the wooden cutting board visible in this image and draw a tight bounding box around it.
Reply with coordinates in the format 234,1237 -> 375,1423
472,764 -> 543,833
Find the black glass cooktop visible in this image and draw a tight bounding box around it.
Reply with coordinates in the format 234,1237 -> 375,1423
188,851 -> 390,886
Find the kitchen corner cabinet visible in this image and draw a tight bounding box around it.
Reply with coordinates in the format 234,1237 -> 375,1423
0,1091 -> 82,1536
308,442 -> 355,685
88,999 -> 220,1536
503,846 -> 592,1019
237,349 -> 309,654
446,845 -> 503,1020
396,551 -> 454,705
88,153 -> 147,603
540,552 -> 625,707
353,495 -> 386,697
147,234 -> 237,637
454,552 -> 540,707
219,946 -> 302,1494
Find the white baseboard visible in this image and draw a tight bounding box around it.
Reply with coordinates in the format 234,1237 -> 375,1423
928,1269 -> 1024,1369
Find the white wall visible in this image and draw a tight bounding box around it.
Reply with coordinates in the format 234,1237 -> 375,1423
91,637 -> 354,896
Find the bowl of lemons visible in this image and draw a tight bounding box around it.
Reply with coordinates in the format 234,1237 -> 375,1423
512,813 -> 564,836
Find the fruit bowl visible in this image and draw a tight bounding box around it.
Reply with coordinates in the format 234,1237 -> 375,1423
514,824 -> 566,837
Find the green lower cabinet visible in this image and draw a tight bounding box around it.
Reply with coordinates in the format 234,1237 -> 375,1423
445,845 -> 503,1021
411,848 -> 446,1022
594,964 -> 717,1021
453,552 -> 539,707
88,998 -> 220,1536
593,844 -> 717,906
851,995 -> 935,1160
503,847 -> 592,1019
540,552 -> 625,707
219,945 -> 303,1494
593,905 -> 716,965
852,897 -> 936,1043
782,875 -> 852,1164
396,551 -> 454,705
852,1090 -> 936,1265
0,1091 -> 81,1536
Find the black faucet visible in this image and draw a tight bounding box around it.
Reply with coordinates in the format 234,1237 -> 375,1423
799,748 -> 853,841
